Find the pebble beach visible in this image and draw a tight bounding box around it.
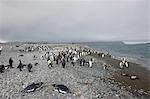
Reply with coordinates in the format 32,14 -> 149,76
0,42 -> 149,99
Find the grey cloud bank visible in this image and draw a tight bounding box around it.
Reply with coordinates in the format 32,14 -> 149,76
0,0 -> 149,42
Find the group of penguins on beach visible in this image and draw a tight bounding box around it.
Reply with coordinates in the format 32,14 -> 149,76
0,45 -> 97,94
21,82 -> 71,94
0,57 -> 72,94
0,57 -> 33,73
0,44 -> 132,94
43,48 -> 94,69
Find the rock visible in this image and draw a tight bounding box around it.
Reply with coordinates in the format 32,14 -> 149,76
34,62 -> 39,66
115,94 -> 119,97
19,54 -> 24,57
121,73 -> 128,76
138,89 -> 144,95
130,75 -> 138,80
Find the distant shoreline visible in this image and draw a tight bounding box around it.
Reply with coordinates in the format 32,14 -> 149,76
80,42 -> 150,70
1,40 -> 150,45
74,43 -> 149,97
88,48 -> 150,97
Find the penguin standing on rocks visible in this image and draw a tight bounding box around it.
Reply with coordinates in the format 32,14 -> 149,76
89,58 -> 93,68
82,59 -> 86,66
21,82 -> 43,93
47,58 -> 53,68
79,58 -> 83,66
101,53 -> 105,58
56,57 -> 59,65
27,63 -> 33,72
0,46 -> 2,55
103,63 -> 107,70
0,65 -> 5,73
66,55 -> 69,62
9,57 -> 14,68
61,58 -> 66,68
119,58 -> 129,69
17,60 -> 23,71
52,84 -> 71,94
72,56 -> 77,66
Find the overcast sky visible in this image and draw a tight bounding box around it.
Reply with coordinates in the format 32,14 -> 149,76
0,0 -> 149,42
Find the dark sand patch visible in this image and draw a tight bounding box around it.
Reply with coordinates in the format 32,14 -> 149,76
92,53 -> 150,98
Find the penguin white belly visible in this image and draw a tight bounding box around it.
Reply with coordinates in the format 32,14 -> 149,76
59,89 -> 67,94
5,66 -> 9,69
54,88 -> 66,94
27,88 -> 35,92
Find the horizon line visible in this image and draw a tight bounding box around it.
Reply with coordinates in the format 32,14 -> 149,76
0,40 -> 150,44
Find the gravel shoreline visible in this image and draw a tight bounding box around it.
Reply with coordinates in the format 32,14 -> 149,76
0,43 -> 149,99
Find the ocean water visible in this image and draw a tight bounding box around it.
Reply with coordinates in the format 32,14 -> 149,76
82,42 -> 150,70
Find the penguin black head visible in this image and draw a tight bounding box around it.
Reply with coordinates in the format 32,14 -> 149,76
40,82 -> 43,85
36,82 -> 43,86
52,84 -> 56,87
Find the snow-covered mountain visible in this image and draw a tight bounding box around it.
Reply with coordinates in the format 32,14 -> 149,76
123,41 -> 150,45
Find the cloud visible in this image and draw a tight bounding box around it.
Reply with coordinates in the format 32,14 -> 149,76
0,0 -> 149,42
